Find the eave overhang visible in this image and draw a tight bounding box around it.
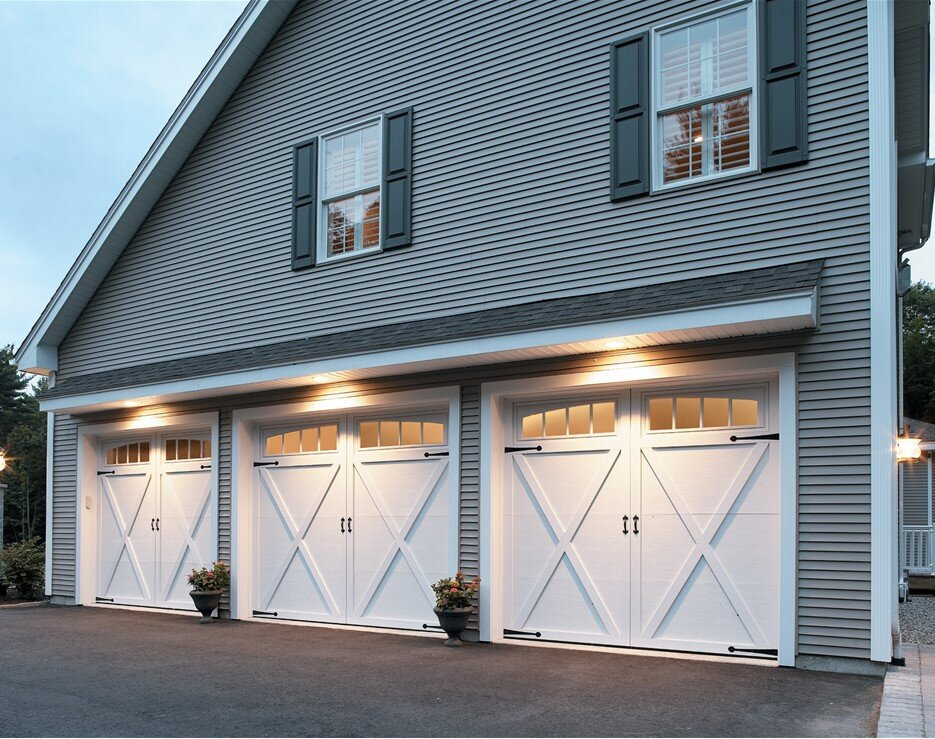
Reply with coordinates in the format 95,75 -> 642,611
39,261 -> 822,414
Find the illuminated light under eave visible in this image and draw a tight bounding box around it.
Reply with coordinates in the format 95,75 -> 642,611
604,340 -> 626,351
897,437 -> 923,461
311,375 -> 329,383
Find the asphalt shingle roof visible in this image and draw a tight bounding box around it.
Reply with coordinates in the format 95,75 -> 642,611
43,259 -> 823,400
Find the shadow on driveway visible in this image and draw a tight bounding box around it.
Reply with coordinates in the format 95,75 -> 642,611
0,607 -> 881,737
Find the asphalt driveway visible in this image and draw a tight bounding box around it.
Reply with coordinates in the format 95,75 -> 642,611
0,607 -> 880,737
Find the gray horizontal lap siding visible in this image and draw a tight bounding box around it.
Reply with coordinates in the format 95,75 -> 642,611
49,0 -> 872,659
903,455 -> 931,527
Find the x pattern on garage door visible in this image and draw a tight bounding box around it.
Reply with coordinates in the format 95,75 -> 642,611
97,434 -> 215,609
254,413 -> 456,629
503,385 -> 779,657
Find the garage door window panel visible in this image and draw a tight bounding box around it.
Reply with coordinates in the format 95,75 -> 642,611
646,390 -> 763,432
263,423 -> 340,457
517,400 -> 616,440
358,417 -> 446,449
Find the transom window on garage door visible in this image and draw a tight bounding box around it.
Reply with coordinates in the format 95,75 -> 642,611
647,389 -> 762,431
264,423 -> 339,456
359,417 -> 446,448
519,400 -> 616,440
165,438 -> 211,461
105,441 -> 150,465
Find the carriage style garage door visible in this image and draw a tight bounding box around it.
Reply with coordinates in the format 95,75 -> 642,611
97,434 -> 215,609
253,411 -> 455,630
503,383 -> 779,657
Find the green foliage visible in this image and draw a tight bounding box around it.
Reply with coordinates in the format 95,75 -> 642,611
0,538 -> 44,598
187,561 -> 230,592
904,282 -> 935,423
431,571 -> 480,610
0,345 -> 47,546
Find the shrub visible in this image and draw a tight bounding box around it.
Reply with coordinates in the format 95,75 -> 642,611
0,538 -> 44,599
187,561 -> 230,591
431,571 -> 480,610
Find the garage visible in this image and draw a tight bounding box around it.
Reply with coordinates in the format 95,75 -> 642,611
499,379 -> 780,658
96,432 -> 215,610
251,407 -> 457,630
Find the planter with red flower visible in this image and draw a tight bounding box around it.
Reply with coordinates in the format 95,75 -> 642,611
187,561 -> 230,623
431,572 -> 480,647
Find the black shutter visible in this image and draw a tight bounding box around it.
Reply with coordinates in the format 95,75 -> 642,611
610,32 -> 650,201
381,107 -> 412,250
292,140 -> 317,270
760,0 -> 808,169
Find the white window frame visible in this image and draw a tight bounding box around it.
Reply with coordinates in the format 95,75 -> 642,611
651,0 -> 759,192
316,116 -> 383,264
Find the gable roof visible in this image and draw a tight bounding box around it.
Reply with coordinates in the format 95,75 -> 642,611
14,0 -> 298,375
906,417 -> 935,443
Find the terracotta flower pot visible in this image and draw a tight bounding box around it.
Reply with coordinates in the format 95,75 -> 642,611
189,590 -> 223,623
433,606 -> 473,647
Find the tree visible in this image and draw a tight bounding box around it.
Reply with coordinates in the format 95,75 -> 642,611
0,344 -> 31,444
0,346 -> 47,545
903,281 -> 935,423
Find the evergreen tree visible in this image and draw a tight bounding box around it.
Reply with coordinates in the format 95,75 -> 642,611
904,282 -> 935,424
0,344 -> 31,444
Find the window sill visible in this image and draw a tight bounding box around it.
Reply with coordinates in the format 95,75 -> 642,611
308,247 -> 386,271
650,165 -> 760,196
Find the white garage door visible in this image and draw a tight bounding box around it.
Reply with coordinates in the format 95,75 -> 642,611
253,411 -> 456,630
503,383 -> 779,657
97,434 -> 215,610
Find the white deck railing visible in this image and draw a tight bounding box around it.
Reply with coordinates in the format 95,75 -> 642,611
904,525 -> 934,574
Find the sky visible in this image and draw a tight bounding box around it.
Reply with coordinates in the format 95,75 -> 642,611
0,2 -> 934,349
0,0 -> 247,347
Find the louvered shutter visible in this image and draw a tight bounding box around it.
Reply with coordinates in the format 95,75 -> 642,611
610,32 -> 650,201
292,140 -> 317,270
381,107 -> 413,250
760,0 -> 808,169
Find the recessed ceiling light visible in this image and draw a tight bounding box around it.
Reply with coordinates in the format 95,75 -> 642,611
693,135 -> 703,143
311,375 -> 329,383
604,340 -> 625,351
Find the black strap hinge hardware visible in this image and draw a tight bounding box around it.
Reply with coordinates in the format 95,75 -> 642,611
253,610 -> 278,618
728,646 -> 778,656
503,628 -> 542,638
423,451 -> 450,457
504,445 -> 543,453
253,460 -> 280,467
421,623 -> 445,631
729,433 -> 779,442
200,464 -> 211,470
95,597 -> 115,603
96,470 -> 116,476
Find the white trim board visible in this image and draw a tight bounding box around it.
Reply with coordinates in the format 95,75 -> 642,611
75,411 -> 220,607
229,386 -> 460,622
14,0 -> 298,375
478,352 -> 797,666
868,0 -> 898,664
39,289 -> 817,414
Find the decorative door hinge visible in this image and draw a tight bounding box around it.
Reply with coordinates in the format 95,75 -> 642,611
504,445 -> 542,453
253,460 -> 279,467
729,433 -> 779,442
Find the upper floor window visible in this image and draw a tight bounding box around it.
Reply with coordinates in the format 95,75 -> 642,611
653,3 -> 757,189
319,120 -> 381,262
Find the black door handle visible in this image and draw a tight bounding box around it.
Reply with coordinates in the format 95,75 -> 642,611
347,517 -> 352,533
633,515 -> 639,535
340,517 -> 345,533
622,515 -> 628,535
155,518 -> 160,531
151,518 -> 155,531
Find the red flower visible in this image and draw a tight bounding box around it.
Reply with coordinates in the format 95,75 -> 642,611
449,587 -> 458,593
